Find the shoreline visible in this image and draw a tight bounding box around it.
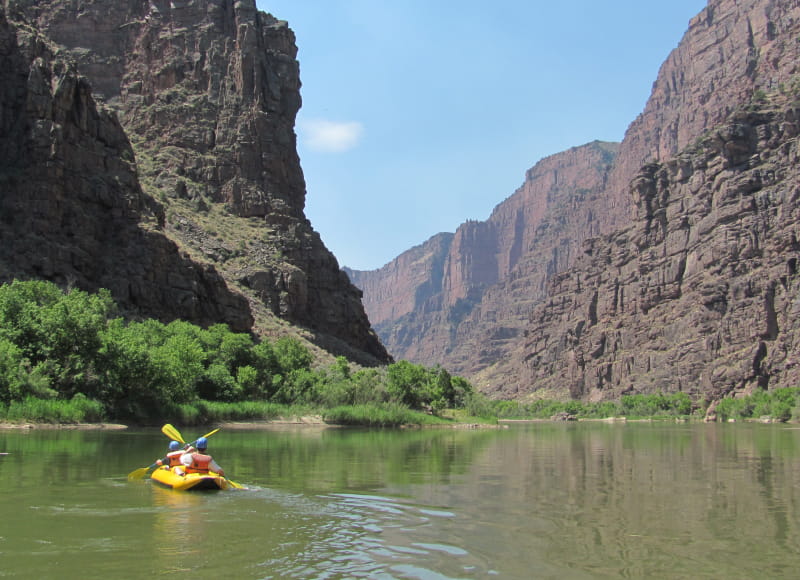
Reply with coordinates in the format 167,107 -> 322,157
0,422 -> 129,430
0,416 -> 504,431
0,418 -> 330,431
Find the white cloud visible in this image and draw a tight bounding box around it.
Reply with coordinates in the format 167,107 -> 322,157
299,119 -> 364,153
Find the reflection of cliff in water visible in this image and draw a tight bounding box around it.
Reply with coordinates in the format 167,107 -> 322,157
221,428 -> 502,493
388,423 -> 800,577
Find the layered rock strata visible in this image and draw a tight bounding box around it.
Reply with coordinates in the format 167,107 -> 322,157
350,141 -> 618,374
513,98 -> 800,403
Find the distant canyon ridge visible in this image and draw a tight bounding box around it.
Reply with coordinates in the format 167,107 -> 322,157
347,0 -> 800,404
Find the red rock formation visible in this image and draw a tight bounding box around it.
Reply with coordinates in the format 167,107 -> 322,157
346,233 -> 453,326
514,100 -> 800,403
607,0 -> 800,218
351,141 -> 617,374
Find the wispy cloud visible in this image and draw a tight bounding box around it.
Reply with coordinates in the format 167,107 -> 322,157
299,119 -> 364,153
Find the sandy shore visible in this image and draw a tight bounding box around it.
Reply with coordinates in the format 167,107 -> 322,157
0,422 -> 129,430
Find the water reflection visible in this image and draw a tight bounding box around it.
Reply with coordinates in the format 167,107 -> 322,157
221,427 -> 499,493
2,424 -> 800,578
151,486 -> 207,567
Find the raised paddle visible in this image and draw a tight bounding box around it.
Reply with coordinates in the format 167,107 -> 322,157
161,424 -> 220,448
186,428 -> 243,486
161,423 -> 185,445
157,424 -> 244,488
188,428 -> 219,448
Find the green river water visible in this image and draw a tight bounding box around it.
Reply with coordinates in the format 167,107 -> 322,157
1,422 -> 799,579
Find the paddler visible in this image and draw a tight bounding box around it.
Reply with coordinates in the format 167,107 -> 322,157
177,437 -> 225,477
155,440 -> 193,472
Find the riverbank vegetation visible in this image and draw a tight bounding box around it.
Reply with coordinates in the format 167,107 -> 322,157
481,392 -> 695,421
2,281 -> 799,427
713,387 -> 800,423
481,388 -> 800,424
0,280 -> 483,426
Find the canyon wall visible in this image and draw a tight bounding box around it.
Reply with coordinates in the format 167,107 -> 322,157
350,141 -> 617,376
0,7 -> 251,330
513,99 -> 800,403
0,1 -> 389,364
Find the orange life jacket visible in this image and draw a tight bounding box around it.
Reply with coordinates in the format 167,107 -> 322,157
166,450 -> 184,467
185,452 -> 213,474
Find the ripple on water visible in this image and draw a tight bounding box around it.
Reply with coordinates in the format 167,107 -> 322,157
204,488 -> 497,578
299,492 -> 496,579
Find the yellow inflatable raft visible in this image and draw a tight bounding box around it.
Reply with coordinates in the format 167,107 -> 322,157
149,465 -> 229,491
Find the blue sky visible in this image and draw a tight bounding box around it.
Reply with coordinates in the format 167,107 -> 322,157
255,1 -> 708,271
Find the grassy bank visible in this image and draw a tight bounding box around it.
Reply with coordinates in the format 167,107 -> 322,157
5,389 -> 800,427
0,397 -> 488,428
4,280 -> 799,428
0,280 -> 480,426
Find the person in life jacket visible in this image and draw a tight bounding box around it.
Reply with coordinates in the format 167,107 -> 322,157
178,436 -> 225,476
155,440 -> 182,467
155,440 -> 194,472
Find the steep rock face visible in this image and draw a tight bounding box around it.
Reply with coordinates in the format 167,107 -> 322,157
0,8 -> 251,330
3,0 -> 389,363
486,0 -> 800,399
345,232 -> 454,326
351,141 -> 617,373
514,100 -> 800,403
606,0 -> 800,222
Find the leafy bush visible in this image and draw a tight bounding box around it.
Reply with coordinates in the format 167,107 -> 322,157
385,361 -> 473,412
322,403 -> 445,427
0,338 -> 25,403
715,388 -> 800,422
0,280 -> 484,424
620,392 -> 692,418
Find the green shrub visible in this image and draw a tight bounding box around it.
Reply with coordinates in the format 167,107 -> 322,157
322,403 -> 444,427
620,392 -> 692,418
0,338 -> 25,403
715,388 -> 800,422
0,280 -> 480,425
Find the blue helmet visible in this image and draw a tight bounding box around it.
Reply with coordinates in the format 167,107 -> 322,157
196,437 -> 208,450
169,440 -> 181,452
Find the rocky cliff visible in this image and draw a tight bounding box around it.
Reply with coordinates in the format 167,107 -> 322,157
0,0 -> 389,364
350,141 -> 618,375
515,96 -> 800,404
607,0 -> 800,212
0,7 -> 251,330
352,0 -> 800,399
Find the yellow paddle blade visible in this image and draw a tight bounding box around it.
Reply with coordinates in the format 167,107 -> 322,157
127,467 -> 150,481
227,478 -> 245,490
161,423 -> 185,444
